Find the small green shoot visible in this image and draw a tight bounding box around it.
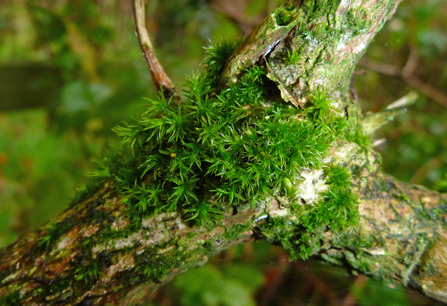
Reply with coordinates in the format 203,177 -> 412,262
202,38 -> 243,88
37,221 -> 74,250
75,261 -> 100,283
283,50 -> 301,65
274,9 -> 292,26
38,222 -> 59,248
185,201 -> 222,226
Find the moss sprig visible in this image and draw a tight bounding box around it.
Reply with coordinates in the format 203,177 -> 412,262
283,50 -> 301,65
74,261 -> 100,284
202,38 -> 243,89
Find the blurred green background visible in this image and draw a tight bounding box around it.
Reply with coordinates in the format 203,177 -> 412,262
0,0 -> 446,305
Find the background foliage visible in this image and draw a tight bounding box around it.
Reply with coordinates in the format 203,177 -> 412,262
0,0 -> 446,305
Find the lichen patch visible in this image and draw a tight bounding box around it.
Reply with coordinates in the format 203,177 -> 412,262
296,169 -> 328,204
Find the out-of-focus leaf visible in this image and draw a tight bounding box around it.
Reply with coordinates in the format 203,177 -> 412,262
351,279 -> 409,306
60,81 -> 92,113
174,264 -> 261,306
413,1 -> 441,25
30,5 -> 66,42
59,81 -> 115,113
223,264 -> 264,291
91,26 -> 114,46
90,83 -> 114,106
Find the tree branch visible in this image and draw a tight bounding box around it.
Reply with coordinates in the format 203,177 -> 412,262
209,0 -> 265,35
2,0 -> 447,305
132,0 -> 180,101
359,53 -> 447,108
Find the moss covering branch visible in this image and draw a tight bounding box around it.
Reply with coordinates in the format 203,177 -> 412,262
2,0 -> 447,305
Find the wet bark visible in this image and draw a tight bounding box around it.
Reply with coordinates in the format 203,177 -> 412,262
2,0 -> 447,305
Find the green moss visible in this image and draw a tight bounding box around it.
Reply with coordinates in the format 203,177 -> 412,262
135,246 -> 184,283
346,123 -> 371,148
283,50 -> 301,65
202,38 -> 243,89
272,5 -> 300,26
302,186 -> 359,231
114,269 -> 143,287
74,260 -> 100,284
37,222 -> 60,249
70,181 -> 102,206
76,37 -> 365,258
261,164 -> 359,259
345,9 -> 370,35
224,223 -> 252,241
109,62 -> 338,224
0,291 -> 23,306
39,275 -> 72,301
37,219 -> 75,251
274,10 -> 292,26
302,0 -> 341,21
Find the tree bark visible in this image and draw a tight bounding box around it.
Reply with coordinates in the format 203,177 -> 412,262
2,0 -> 447,305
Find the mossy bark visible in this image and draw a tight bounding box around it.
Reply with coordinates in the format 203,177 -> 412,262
2,0 -> 447,305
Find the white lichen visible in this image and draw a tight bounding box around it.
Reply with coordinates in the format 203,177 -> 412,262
295,169 -> 328,204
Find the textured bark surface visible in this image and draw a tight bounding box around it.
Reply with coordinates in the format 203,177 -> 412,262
1,0 -> 447,305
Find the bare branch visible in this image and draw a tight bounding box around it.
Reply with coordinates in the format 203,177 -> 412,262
358,57 -> 400,76
341,275 -> 368,306
410,155 -> 443,184
359,55 -> 447,108
404,75 -> 447,108
210,0 -> 264,35
401,48 -> 419,78
132,0 -> 180,101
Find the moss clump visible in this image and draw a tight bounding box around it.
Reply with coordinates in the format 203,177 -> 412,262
37,222 -> 61,249
345,9 -> 371,35
135,246 -> 185,283
202,38 -> 244,88
74,260 -> 100,284
272,4 -> 300,26
113,65 -> 335,224
274,10 -> 292,26
301,166 -> 359,232
262,165 -> 359,259
78,38 -> 366,246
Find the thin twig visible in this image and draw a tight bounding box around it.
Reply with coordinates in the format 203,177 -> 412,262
404,76 -> 447,108
358,54 -> 447,108
358,58 -> 400,76
401,48 -> 418,78
210,0 -> 263,35
292,261 -> 338,306
410,155 -> 443,184
132,0 -> 180,101
341,274 -> 368,306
